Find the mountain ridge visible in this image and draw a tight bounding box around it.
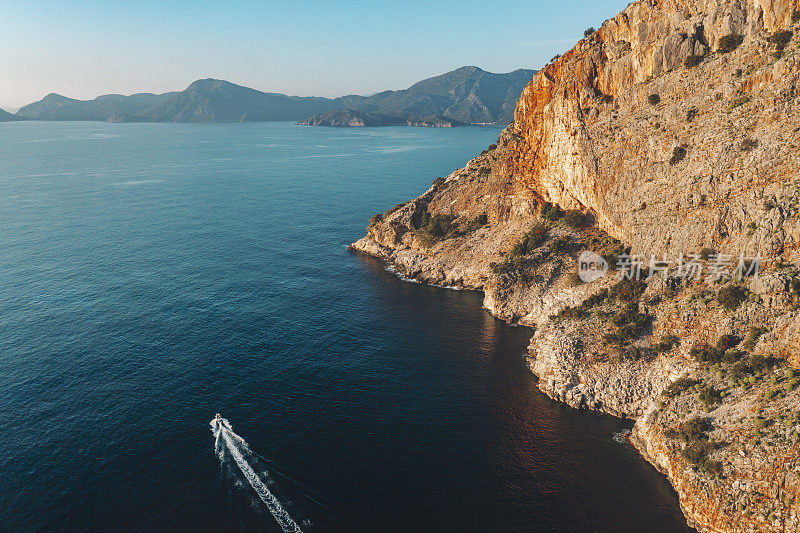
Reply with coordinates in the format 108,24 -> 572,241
0,107 -> 23,121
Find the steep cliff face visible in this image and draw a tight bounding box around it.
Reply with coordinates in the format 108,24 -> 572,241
511,0 -> 800,257
525,271 -> 800,532
351,0 -> 800,531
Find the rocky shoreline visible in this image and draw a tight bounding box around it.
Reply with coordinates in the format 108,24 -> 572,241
352,223 -> 800,532
297,109 -> 464,128
350,0 -> 800,529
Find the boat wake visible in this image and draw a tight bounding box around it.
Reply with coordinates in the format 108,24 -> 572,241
211,417 -> 303,533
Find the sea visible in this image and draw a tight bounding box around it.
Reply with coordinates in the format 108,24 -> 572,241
0,121 -> 693,532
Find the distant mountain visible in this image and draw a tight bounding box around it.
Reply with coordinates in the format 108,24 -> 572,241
338,66 -> 536,124
17,81 -> 344,122
17,92 -> 176,121
144,79 -> 341,122
297,109 -> 463,127
15,66 -> 535,125
0,108 -> 24,121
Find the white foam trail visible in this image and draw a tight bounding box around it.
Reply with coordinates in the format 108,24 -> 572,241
212,419 -> 303,533
111,179 -> 164,187
384,264 -> 463,290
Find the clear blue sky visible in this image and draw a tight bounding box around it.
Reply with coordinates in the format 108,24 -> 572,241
0,0 -> 630,110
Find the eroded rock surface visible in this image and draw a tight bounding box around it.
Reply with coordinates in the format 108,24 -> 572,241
351,0 -> 800,530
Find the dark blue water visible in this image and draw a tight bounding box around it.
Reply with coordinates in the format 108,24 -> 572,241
0,122 -> 691,532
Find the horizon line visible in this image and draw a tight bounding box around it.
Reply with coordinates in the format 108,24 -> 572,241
2,65 -> 538,114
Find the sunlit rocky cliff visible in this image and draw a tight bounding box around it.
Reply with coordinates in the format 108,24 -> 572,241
352,0 -> 800,531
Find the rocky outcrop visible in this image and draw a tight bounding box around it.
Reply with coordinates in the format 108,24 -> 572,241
527,318 -> 685,417
297,109 -> 463,127
351,0 -> 800,531
510,0 -> 800,258
524,269 -> 800,532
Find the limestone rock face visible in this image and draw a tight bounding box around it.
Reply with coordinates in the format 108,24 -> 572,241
527,319 -> 685,417
351,0 -> 800,531
526,275 -> 800,533
511,0 -> 800,259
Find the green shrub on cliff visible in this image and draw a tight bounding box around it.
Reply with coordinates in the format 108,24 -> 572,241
722,349 -> 745,364
654,334 -> 679,353
598,281 -> 652,349
690,344 -> 722,364
415,211 -> 456,246
697,385 -> 722,409
563,210 -> 591,228
769,30 -> 793,51
669,146 -> 687,165
582,232 -> 628,265
699,247 -> 715,260
684,54 -> 704,68
743,326 -> 767,351
753,417 -> 770,430
763,388 -> 780,401
490,221 -> 549,282
681,439 -> 721,475
369,213 -> 383,227
541,202 -> 564,221
740,138 -> 759,152
385,202 -> 406,216
663,417 -> 722,475
547,236 -> 571,255
490,255 -> 526,276
748,353 -> 770,372
791,276 -> 800,295
463,213 -> 489,233
608,279 -> 647,303
691,343 -> 745,365
681,438 -> 714,463
511,221 -> 549,256
612,302 -> 648,327
582,288 -> 609,308
663,377 -> 701,399
603,303 -> 652,347
701,459 -> 723,477
718,34 -> 744,54
728,95 -> 750,109
716,334 -> 741,350
664,416 -> 709,442
620,345 -> 653,361
717,285 -> 748,311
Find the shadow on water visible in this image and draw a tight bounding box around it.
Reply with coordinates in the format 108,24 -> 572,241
345,253 -> 695,533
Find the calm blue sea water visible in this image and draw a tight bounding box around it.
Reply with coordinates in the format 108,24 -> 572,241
0,122 -> 691,532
